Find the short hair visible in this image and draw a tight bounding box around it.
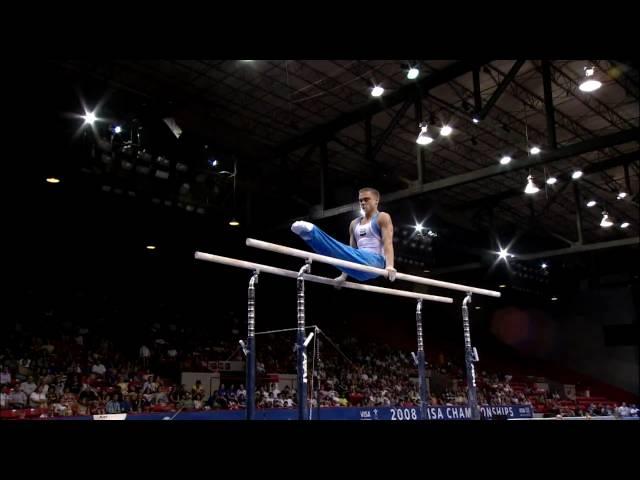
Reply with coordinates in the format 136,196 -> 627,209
358,187 -> 380,200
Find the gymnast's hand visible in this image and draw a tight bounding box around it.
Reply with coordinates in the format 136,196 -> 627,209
386,266 -> 397,282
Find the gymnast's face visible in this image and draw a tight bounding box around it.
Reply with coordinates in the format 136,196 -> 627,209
358,191 -> 379,215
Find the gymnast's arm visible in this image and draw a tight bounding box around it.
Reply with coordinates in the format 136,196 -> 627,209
378,212 -> 396,281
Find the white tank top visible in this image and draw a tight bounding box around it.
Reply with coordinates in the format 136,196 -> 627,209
353,213 -> 383,255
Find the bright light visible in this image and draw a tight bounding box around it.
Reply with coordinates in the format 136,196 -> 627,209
571,170 -> 583,180
546,176 -> 558,185
617,192 -> 627,200
440,125 -> 452,136
530,146 -> 541,155
498,248 -> 510,260
475,306 -> 481,310
114,125 -> 122,134
229,220 -> 240,227
579,80 -> 602,92
82,111 -> 97,125
472,117 -> 479,124
371,86 -> 384,97
586,200 -> 596,207
414,223 -> 424,233
524,175 -> 540,194
407,68 -> 419,80
620,222 -> 630,229
146,245 -> 156,250
600,212 -> 613,228
416,124 -> 433,145
499,284 -> 507,288
579,66 -> 602,92
551,297 -> 558,301
500,156 -> 512,165
46,177 -> 60,184
541,263 -> 548,269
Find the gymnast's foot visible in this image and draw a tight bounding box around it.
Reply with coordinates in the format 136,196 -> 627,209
291,220 -> 314,240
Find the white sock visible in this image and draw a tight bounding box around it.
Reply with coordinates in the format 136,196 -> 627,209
291,221 -> 314,236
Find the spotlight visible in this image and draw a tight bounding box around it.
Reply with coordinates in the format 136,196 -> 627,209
571,170 -> 583,180
229,219 -> 240,226
46,177 -> 60,184
414,223 -> 424,234
472,117 -> 479,124
499,284 -> 507,288
407,67 -> 419,80
579,66 -> 602,92
617,192 -> 627,200
500,156 -> 512,165
82,111 -> 96,125
541,263 -> 548,269
586,200 -> 596,207
600,211 -> 613,228
113,125 -> 122,134
551,297 -> 558,301
440,125 -> 452,136
620,222 -> 630,229
546,176 -> 558,185
524,175 -> 540,194
416,123 -> 433,145
530,146 -> 541,155
371,85 -> 384,97
146,245 -> 156,250
498,248 -> 510,260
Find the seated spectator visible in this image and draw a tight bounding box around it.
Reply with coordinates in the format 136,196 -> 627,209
180,392 -> 195,410
0,366 -> 11,385
21,376 -> 37,397
9,388 -> 28,409
0,386 -> 9,409
106,394 -> 122,414
29,384 -> 48,408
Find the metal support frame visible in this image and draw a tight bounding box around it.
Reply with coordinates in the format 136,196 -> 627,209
308,128 -> 639,221
573,183 -> 584,245
415,299 -> 429,420
461,293 -> 480,420
365,116 -> 373,163
320,142 -> 328,209
246,271 -> 259,420
473,67 -> 482,114
272,61 -> 490,158
371,100 -> 412,160
541,60 -> 558,150
296,261 -> 312,420
477,60 -> 525,121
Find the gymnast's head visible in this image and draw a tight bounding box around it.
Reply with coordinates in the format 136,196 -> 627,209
358,187 -> 380,215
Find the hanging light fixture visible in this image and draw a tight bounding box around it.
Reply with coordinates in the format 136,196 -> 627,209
416,122 -> 433,145
524,174 -> 540,194
579,65 -> 602,92
229,159 -> 240,227
600,211 -> 613,228
546,176 -> 558,185
500,156 -> 512,165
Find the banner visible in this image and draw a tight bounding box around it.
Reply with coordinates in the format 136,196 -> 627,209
62,404 -> 533,421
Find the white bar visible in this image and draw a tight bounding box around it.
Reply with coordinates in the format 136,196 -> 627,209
245,238 -> 501,298
194,251 -> 453,304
